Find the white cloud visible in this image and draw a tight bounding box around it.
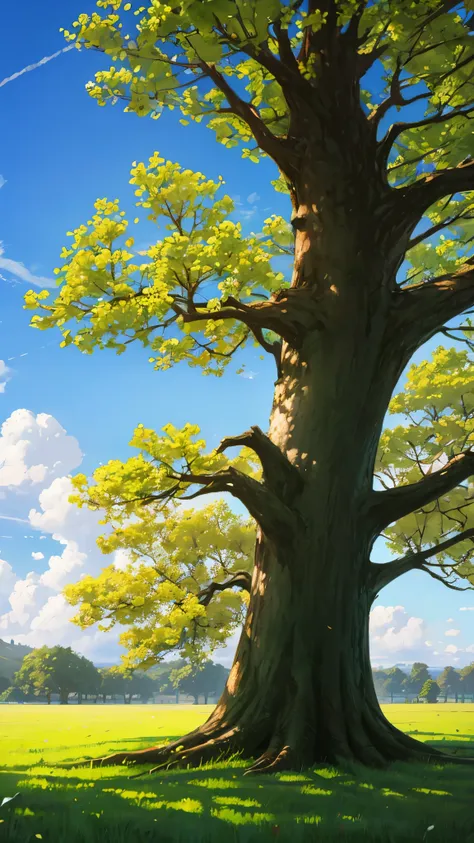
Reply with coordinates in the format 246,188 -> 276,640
370,605 -> 405,630
0,360 -> 11,394
0,175 -> 6,189
445,645 -> 459,654
0,410 -> 82,491
0,558 -> 16,598
247,192 -> 260,204
446,618 -> 454,623
31,551 -> 44,560
465,644 -> 474,653
460,607 -> 474,611
424,640 -> 433,647
445,629 -> 461,637
40,538 -> 86,591
0,242 -> 54,288
370,605 -> 425,658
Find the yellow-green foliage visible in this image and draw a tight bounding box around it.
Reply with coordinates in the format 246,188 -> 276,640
64,498 -> 255,671
2,705 -> 474,843
376,346 -> 474,584
25,154 -> 290,376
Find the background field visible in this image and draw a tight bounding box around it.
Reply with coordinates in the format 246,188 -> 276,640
1,704 -> 473,842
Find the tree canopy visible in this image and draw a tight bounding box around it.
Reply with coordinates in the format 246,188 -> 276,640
13,646 -> 99,704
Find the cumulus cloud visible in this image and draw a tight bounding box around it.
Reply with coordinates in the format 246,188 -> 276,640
0,243 -> 55,288
31,551 -> 44,561
0,558 -> 16,598
0,410 -> 82,491
445,629 -> 461,637
370,605 -> 425,659
445,645 -> 459,654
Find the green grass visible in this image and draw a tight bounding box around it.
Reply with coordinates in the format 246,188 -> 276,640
1,704 -> 474,843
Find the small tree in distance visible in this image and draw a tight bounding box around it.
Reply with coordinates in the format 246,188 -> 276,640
437,666 -> 462,703
419,680 -> 440,704
13,646 -> 99,705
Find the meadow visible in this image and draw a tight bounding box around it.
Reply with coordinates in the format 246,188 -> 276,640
0,704 -> 473,843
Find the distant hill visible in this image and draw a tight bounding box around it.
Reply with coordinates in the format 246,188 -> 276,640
0,639 -> 33,679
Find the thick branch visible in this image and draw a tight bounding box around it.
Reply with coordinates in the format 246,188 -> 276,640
197,571 -> 252,607
400,157 -> 474,218
369,528 -> 474,593
147,466 -> 297,543
369,450 -> 474,533
390,262 -> 474,351
216,425 -> 304,503
173,288 -> 324,349
200,62 -> 298,181
378,102 -> 474,170
407,209 -> 474,251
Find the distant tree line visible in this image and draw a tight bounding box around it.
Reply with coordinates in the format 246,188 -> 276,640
373,662 -> 474,704
0,645 -> 229,705
2,647 -> 474,707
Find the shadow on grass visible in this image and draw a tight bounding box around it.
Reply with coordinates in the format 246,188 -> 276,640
1,739 -> 474,843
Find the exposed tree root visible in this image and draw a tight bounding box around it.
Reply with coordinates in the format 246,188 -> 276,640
243,745 -> 294,776
59,713 -> 474,778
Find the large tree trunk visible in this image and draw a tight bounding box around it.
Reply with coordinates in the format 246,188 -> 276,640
85,304 -> 458,774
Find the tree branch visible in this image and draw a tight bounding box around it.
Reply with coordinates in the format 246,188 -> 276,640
407,208 -> 474,251
200,62 -> 299,181
197,570 -> 252,607
216,425 -> 304,503
368,450 -> 474,533
369,527 -> 474,593
390,261 -> 474,353
399,157 -> 474,218
378,103 -> 474,170
145,466 -> 297,543
173,288 -> 325,349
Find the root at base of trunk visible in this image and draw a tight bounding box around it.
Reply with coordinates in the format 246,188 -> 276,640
60,718 -> 474,778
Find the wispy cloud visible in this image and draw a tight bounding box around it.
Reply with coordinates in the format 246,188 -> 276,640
0,243 -> 54,288
0,175 -> 6,189
0,44 -> 75,89
247,192 -> 260,204
0,515 -> 30,524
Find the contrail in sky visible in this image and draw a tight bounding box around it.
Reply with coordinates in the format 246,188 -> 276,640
0,515 -> 29,524
0,44 -> 75,89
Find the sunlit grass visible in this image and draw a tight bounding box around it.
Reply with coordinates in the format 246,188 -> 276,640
0,703 -> 473,841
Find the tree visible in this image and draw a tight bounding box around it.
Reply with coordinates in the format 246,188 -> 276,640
13,646 -> 98,705
0,676 -> 10,695
174,661 -> 230,704
459,663 -> 474,701
27,0 -> 474,774
419,680 -> 440,703
403,663 -> 432,699
381,667 -> 406,703
130,672 -> 157,703
0,686 -> 28,703
437,666 -> 461,702
99,667 -> 133,703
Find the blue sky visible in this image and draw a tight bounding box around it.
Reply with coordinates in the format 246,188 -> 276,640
0,0 -> 472,669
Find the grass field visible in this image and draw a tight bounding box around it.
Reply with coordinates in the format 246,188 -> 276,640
1,704 -> 473,843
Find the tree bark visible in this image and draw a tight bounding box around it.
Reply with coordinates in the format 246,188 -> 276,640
59,689 -> 69,705
47,692 -> 51,705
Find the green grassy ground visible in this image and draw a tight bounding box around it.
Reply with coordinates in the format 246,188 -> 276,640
0,704 -> 473,843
